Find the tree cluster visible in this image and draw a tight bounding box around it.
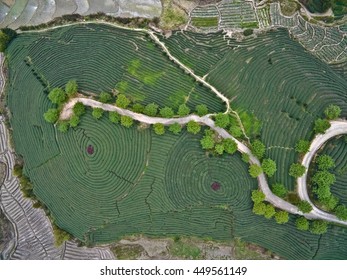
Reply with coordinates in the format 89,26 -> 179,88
0,28 -> 16,52
289,163 -> 306,178
200,129 -> 237,156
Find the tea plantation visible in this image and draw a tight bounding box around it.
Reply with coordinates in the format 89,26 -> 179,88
5,23 -> 347,259
163,29 -> 347,191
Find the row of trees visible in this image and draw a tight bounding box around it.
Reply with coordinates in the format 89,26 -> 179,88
98,92 -> 209,118
251,190 -> 289,223
252,190 -> 328,234
311,153 -> 347,221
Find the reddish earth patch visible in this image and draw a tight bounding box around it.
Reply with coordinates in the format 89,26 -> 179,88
211,182 -> 221,191
87,145 -> 94,155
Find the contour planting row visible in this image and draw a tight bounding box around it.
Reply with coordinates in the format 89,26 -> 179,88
256,6 -> 271,28
57,98 -> 347,258
31,114 -> 150,241
0,112 -> 61,259
160,31 -> 232,77
19,24 -> 224,113
205,29 -> 347,191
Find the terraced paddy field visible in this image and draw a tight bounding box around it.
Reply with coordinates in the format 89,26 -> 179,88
5,24 -> 347,259
163,29 -> 347,191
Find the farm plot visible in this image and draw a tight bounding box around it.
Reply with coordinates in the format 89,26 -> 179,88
270,3 -> 346,64
190,5 -> 219,30
11,24 -> 224,113
256,6 -> 271,28
219,0 -> 258,29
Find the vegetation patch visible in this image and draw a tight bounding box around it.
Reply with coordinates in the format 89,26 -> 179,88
169,238 -> 202,260
111,244 -> 145,260
191,17 -> 219,27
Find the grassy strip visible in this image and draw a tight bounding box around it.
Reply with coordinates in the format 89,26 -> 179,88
191,17 -> 218,27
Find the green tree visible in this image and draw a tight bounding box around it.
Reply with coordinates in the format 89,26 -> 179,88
249,164 -> 262,178
274,211 -> 289,224
116,94 -> 130,109
57,121 -> 69,133
321,195 -> 339,211
215,144 -> 224,155
169,123 -> 182,135
65,80 -> 78,96
160,107 -> 174,118
223,138 -> 237,154
0,30 -> 10,52
314,118 -> 331,134
251,140 -> 266,159
153,123 -> 165,135
295,139 -> 310,154
53,224 -> 71,247
335,205 -> 347,221
252,202 -> 266,215
214,113 -> 230,128
144,103 -> 159,116
73,102 -> 85,116
178,104 -> 190,116
261,158 -> 277,177
200,134 -> 215,150
187,121 -> 201,135
69,115 -> 80,128
296,217 -> 309,231
324,104 -> 341,120
251,190 -> 265,203
120,115 -> 133,128
271,183 -> 287,198
109,111 -> 121,123
99,92 -> 112,103
43,109 -> 59,123
316,154 -> 335,170
195,104 -> 208,116
0,28 -> 16,52
264,204 -> 276,219
132,103 -> 144,113
312,170 -> 336,189
310,220 -> 328,235
314,185 -> 332,201
48,88 -> 66,104
289,163 -> 306,178
92,108 -> 103,119
297,201 -> 313,213
241,153 -> 250,163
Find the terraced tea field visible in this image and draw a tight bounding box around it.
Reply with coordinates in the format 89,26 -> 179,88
8,24 -> 224,113
163,29 -> 347,191
5,23 -> 347,259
